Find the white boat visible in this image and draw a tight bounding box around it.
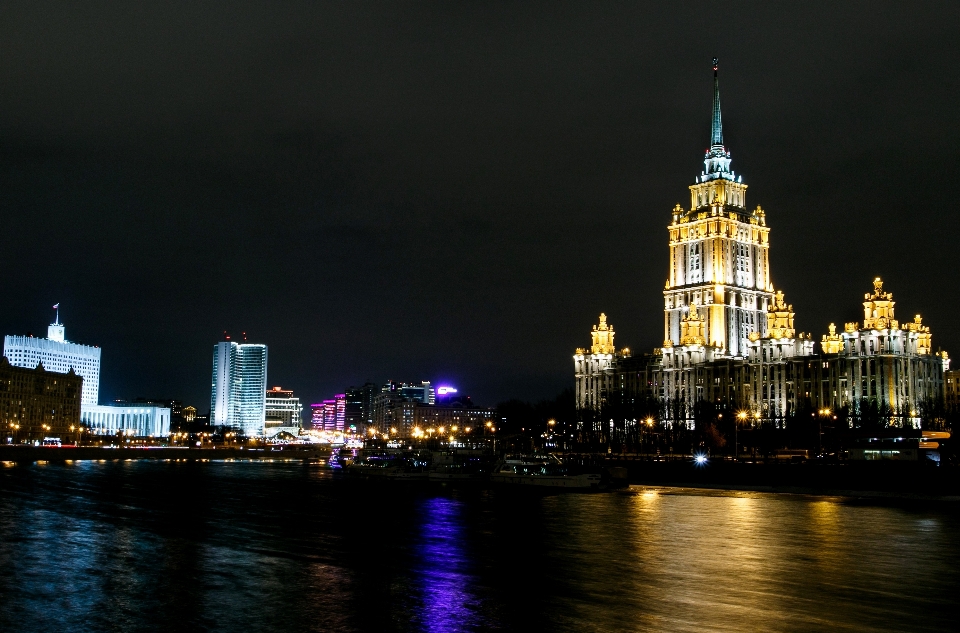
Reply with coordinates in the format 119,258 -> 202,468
489,454 -> 602,489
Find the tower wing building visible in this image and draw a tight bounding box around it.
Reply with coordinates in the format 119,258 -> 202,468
574,60 -> 948,429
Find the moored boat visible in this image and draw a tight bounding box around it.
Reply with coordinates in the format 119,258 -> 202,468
427,448 -> 494,482
343,449 -> 430,480
489,454 -> 603,489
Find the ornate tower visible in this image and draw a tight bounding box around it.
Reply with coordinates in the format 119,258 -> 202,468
663,59 -> 774,357
590,313 -> 616,354
573,313 -> 630,410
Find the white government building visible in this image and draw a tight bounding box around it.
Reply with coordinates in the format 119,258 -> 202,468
3,316 -> 101,405
3,310 -> 170,437
80,404 -> 171,438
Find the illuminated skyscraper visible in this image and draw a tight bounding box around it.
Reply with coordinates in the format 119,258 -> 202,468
323,399 -> 336,430
663,58 -> 772,357
335,393 -> 346,432
574,60 -> 949,426
210,340 -> 268,436
310,403 -> 325,430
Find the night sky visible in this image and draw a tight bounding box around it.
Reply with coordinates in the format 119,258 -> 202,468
1,2 -> 958,410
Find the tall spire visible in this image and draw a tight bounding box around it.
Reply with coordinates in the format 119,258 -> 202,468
700,57 -> 734,182
711,57 -> 722,147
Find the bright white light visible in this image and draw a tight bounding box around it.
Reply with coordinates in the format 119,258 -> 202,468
695,454 -> 708,465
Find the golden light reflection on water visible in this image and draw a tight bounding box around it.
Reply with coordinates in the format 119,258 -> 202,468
1,462 -> 957,632
538,486 -> 960,633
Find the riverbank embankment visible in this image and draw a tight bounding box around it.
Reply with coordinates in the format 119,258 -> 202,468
0,445 -> 330,463
600,456 -> 960,499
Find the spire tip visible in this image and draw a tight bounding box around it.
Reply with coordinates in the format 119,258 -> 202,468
710,58 -> 722,146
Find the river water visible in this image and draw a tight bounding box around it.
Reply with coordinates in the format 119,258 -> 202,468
0,460 -> 957,632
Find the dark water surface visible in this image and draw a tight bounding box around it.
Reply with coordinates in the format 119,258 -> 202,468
1,460 -> 958,632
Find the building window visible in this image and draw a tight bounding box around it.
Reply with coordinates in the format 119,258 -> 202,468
740,313 -> 753,347
688,242 -> 701,282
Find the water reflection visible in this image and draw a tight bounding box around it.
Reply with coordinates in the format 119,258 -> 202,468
413,497 -> 480,633
1,463 -> 958,633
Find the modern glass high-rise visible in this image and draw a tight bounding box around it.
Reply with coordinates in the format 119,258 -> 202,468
210,341 -> 268,437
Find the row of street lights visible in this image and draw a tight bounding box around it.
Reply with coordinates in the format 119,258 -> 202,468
8,422 -> 85,443
364,421 -> 497,447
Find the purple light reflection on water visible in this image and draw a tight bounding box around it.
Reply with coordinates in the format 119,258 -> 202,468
413,497 -> 481,633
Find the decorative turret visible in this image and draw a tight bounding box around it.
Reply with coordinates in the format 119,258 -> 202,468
590,313 -> 616,355
745,290 -> 815,361
861,277 -> 898,330
764,290 -> 796,340
903,314 -> 932,355
822,323 -> 844,354
573,313 -> 623,411
831,278 -> 933,357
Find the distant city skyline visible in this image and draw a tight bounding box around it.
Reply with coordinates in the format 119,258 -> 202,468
2,4 -> 957,410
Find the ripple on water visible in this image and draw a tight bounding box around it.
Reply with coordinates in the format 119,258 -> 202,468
0,462 -> 957,633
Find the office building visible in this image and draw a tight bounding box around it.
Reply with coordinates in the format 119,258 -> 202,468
3,310 -> 101,405
344,382 -> 377,432
0,356 -> 82,441
210,340 -> 268,436
372,381 -> 493,437
334,393 -> 346,432
372,380 -> 435,431
310,403 -> 325,430
945,371 -> 960,413
124,398 -> 184,430
81,403 -> 171,438
309,399 -> 338,431
265,386 -> 303,436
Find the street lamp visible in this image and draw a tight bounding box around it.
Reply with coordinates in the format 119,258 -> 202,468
735,411 -> 748,461
816,408 -> 832,458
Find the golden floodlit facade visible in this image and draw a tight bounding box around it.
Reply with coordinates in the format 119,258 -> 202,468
574,60 -> 949,427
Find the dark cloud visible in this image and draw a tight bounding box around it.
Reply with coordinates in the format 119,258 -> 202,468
1,2 -> 958,407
